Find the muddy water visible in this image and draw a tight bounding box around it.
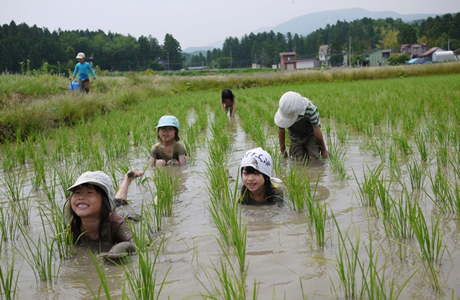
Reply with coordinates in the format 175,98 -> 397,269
2,120 -> 460,300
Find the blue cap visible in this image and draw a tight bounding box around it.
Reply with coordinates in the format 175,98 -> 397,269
156,115 -> 180,131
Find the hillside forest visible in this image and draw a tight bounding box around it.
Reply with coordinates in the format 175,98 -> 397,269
0,12 -> 459,74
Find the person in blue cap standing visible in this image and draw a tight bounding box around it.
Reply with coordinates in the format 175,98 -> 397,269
149,115 -> 187,166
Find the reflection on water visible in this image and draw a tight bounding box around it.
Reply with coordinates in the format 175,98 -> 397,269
2,124 -> 460,299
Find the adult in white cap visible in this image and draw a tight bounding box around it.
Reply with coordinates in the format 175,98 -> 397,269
274,91 -> 328,159
239,147 -> 284,206
63,168 -> 144,259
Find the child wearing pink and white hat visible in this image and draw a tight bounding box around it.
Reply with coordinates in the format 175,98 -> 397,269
274,91 -> 328,160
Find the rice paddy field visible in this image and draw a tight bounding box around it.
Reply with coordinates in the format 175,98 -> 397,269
1,67 -> 460,299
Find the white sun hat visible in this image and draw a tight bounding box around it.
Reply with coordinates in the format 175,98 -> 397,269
67,171 -> 116,211
274,91 -> 309,128
240,147 -> 282,183
76,52 -> 85,59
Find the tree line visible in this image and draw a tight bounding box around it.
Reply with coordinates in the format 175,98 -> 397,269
1,12 -> 459,73
0,21 -> 184,74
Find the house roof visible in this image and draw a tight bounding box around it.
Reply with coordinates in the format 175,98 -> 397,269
420,47 -> 443,56
280,52 -> 296,56
401,43 -> 427,48
361,48 -> 382,55
318,45 -> 328,54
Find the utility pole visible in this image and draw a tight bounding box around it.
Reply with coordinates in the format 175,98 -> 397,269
349,36 -> 352,67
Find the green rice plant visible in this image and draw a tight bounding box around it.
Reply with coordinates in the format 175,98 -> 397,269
0,205 -> 19,241
436,141 -> 449,166
40,177 -> 74,259
414,128 -> 429,162
283,160 -> 315,212
328,139 -> 348,180
128,201 -> 157,249
84,253 -> 114,300
183,122 -> 200,164
32,152 -> 47,189
153,166 -> 179,217
10,196 -> 32,227
376,178 -> 392,218
18,225 -> 61,283
366,138 -> 387,161
406,158 -> 426,190
388,145 -> 401,176
195,239 -> 254,300
0,141 -> 16,171
352,163 -> 384,208
0,169 -> 26,202
122,238 -> 171,300
393,132 -> 412,155
358,233 -> 415,300
428,165 -> 450,204
408,200 -> 444,290
0,251 -> 19,300
335,123 -> 348,143
330,213 -> 360,300
382,192 -> 414,258
309,201 -> 328,246
53,161 -> 79,199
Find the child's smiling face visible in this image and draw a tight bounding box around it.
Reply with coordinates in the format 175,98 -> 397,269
159,126 -> 176,143
242,167 -> 265,194
70,184 -> 102,219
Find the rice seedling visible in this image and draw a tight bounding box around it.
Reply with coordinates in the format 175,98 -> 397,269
122,237 -> 171,300
388,145 -> 402,177
330,214 -> 360,300
10,196 -> 32,227
309,201 -> 328,246
84,251 -> 113,300
0,251 -> 19,300
335,123 -> 349,143
406,158 -> 426,190
436,141 -> 449,166
0,141 -> 16,172
0,168 -> 26,202
128,201 -> 157,249
283,160 -> 314,211
414,128 -> 429,162
0,205 -> 19,241
408,200 -> 445,290
352,163 -> 384,208
195,242 -> 254,300
18,225 -> 61,283
152,166 -> 179,217
32,153 -> 47,189
393,132 -> 412,155
328,139 -> 348,180
358,233 -> 415,300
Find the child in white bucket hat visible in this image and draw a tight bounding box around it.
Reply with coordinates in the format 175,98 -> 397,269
274,91 -> 328,160
239,147 -> 284,206
63,168 -> 144,259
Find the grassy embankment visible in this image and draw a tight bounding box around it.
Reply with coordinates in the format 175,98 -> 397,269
1,62 -> 459,142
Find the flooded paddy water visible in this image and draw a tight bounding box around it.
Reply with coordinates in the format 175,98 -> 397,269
1,75 -> 460,299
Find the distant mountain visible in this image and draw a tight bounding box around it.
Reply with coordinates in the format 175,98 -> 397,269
260,8 -> 439,37
183,8 -> 443,53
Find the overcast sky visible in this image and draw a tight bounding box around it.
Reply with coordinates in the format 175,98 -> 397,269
1,0 -> 459,50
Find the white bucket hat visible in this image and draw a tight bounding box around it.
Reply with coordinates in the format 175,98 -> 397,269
76,52 -> 85,59
67,171 -> 116,211
240,148 -> 282,183
274,91 -> 309,128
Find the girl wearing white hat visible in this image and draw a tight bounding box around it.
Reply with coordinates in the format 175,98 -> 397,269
239,147 -> 284,206
64,168 -> 144,259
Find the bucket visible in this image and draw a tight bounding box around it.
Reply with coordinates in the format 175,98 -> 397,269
69,80 -> 79,90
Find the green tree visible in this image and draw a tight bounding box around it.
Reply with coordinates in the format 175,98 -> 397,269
329,34 -> 343,66
162,34 -> 183,70
387,54 -> 410,65
217,57 -> 231,69
398,25 -> 417,44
